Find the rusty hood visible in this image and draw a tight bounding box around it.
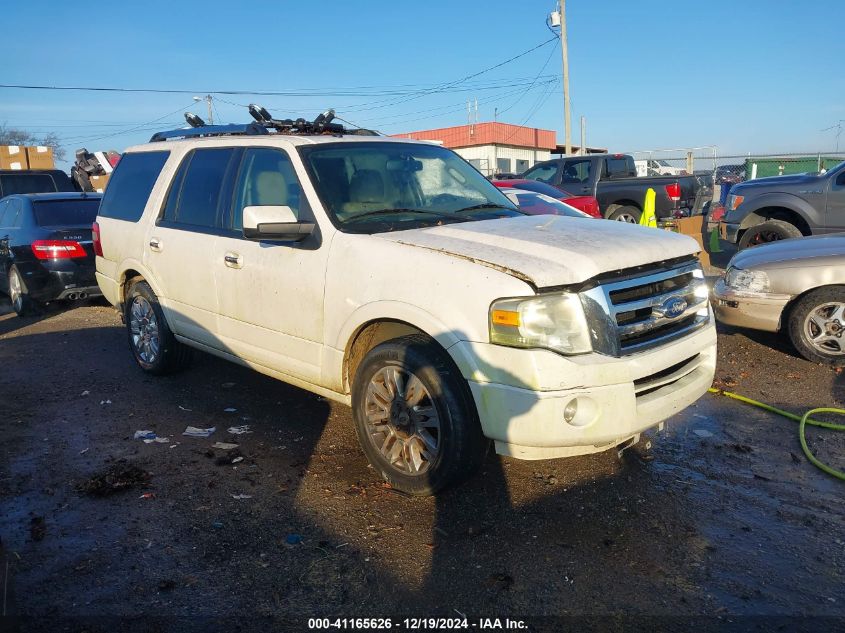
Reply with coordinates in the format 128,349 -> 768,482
375,215 -> 701,288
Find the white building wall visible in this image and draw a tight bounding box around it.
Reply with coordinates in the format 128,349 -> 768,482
453,145 -> 551,176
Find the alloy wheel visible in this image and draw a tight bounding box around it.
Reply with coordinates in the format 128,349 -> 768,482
804,302 -> 845,356
364,366 -> 441,475
9,269 -> 23,313
129,296 -> 161,364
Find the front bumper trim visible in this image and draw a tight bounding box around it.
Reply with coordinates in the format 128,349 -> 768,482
712,278 -> 790,332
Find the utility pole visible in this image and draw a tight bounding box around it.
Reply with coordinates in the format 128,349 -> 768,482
550,2 -> 572,155
193,95 -> 214,124
580,116 -> 586,155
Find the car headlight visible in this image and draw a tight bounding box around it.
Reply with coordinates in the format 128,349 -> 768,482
725,266 -> 770,293
728,194 -> 744,211
490,293 -> 592,355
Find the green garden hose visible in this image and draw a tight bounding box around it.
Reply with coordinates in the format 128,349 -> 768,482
707,388 -> 845,481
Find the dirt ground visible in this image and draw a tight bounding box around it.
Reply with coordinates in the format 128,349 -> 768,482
0,290 -> 843,631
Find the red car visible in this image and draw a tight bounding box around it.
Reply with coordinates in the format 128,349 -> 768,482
492,178 -> 601,218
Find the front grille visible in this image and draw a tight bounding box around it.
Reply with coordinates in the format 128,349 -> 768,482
580,258 -> 709,357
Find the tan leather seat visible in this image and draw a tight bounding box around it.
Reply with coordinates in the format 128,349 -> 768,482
340,169 -> 386,216
253,170 -> 288,206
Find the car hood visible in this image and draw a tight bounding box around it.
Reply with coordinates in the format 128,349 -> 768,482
733,173 -> 820,191
375,215 -> 700,288
730,234 -> 845,270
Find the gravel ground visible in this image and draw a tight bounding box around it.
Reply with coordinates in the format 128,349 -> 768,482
0,292 -> 843,631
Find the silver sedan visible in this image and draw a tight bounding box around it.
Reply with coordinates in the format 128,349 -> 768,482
713,234 -> 845,366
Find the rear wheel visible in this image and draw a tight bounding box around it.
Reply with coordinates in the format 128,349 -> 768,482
608,205 -> 641,223
788,287 -> 845,367
125,280 -> 192,374
8,266 -> 39,317
738,219 -> 802,249
351,334 -> 488,495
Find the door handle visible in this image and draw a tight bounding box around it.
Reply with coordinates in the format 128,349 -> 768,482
224,252 -> 243,268
149,238 -> 162,252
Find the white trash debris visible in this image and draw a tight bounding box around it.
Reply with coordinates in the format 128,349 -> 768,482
182,426 -> 216,438
145,437 -> 170,444
693,429 -> 714,438
231,494 -> 252,499
223,407 -> 237,413
231,456 -> 244,464
227,425 -> 252,435
100,399 -> 112,405
178,405 -> 193,412
211,442 -> 239,450
81,390 -> 90,397
134,430 -> 156,440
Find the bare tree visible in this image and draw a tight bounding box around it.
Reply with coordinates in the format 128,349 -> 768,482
0,124 -> 65,161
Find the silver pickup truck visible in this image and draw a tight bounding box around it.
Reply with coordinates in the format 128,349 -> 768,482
720,159 -> 845,249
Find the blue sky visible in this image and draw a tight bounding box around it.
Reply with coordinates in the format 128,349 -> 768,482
2,0 -> 843,166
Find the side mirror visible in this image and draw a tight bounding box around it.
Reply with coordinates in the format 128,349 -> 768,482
242,205 -> 314,242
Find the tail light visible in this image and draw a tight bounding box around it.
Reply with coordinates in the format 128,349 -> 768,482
664,182 -> 681,201
31,240 -> 87,260
92,221 -> 103,257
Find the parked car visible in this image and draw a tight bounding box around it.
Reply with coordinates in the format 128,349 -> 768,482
492,179 -> 601,217
713,234 -> 845,366
635,159 -> 686,176
95,116 -> 716,495
715,164 -> 745,185
0,192 -> 103,315
521,154 -> 699,223
0,169 -> 76,197
498,188 -> 593,218
720,159 -> 845,250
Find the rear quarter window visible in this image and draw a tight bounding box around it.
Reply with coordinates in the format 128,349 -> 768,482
98,151 -> 169,222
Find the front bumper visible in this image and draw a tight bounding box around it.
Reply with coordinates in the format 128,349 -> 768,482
448,323 -> 717,460
711,278 -> 790,332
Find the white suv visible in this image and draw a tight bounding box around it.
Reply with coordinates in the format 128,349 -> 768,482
94,120 -> 716,495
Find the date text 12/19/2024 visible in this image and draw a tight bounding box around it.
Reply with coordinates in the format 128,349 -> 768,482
307,618 -> 528,630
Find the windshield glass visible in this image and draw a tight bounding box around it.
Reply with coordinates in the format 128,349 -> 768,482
299,142 -> 521,233
33,199 -> 100,226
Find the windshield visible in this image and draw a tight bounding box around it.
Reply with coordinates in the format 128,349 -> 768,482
298,142 -> 521,233
33,199 -> 100,226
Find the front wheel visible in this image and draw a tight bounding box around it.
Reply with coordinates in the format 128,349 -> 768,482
125,280 -> 192,374
738,219 -> 802,249
788,287 -> 845,367
608,205 -> 641,223
351,334 -> 488,495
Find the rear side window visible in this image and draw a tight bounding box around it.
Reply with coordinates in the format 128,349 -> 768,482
161,148 -> 240,229
33,199 -> 101,227
98,151 -> 169,222
0,174 -> 56,196
0,199 -> 22,228
606,156 -> 635,178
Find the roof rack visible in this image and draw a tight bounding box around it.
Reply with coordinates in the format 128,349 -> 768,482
149,122 -> 269,143
149,105 -> 379,143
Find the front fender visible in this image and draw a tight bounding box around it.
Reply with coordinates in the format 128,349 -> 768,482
734,192 -> 821,229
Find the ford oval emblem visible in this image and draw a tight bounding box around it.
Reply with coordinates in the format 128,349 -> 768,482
662,296 -> 688,319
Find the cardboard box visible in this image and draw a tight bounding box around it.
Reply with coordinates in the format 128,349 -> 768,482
0,145 -> 29,170
26,145 -> 55,170
665,215 -> 710,268
89,174 -> 110,192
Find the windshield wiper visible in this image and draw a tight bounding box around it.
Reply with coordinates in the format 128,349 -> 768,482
453,203 -> 520,214
346,208 -> 469,222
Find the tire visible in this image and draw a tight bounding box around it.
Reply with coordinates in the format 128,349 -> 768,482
351,334 -> 488,496
608,205 -> 641,223
787,286 -> 845,367
124,279 -> 192,375
738,219 -> 802,250
7,265 -> 39,317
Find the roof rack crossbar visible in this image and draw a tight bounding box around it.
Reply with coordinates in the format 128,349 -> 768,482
149,123 -> 270,143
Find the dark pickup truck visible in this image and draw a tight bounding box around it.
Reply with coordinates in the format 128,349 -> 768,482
0,169 -> 76,197
521,153 -> 700,222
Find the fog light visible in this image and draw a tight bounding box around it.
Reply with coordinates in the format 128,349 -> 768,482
564,399 -> 578,423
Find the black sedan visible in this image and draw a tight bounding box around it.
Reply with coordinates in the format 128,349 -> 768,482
0,192 -> 102,316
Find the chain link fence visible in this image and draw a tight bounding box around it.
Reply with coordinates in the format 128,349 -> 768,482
629,148 -> 845,202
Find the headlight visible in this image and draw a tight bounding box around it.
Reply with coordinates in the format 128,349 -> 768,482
725,266 -> 770,293
490,293 -> 592,355
728,194 -> 744,211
